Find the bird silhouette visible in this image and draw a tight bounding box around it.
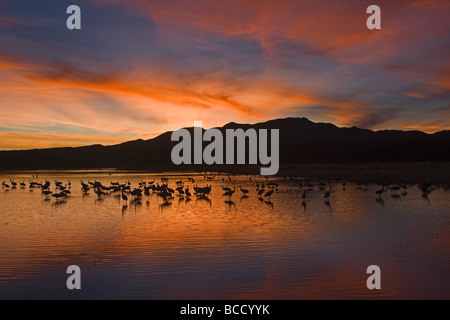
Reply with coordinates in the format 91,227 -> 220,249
239,186 -> 249,195
324,187 -> 331,199
264,190 -> 273,200
257,188 -> 265,198
375,187 -> 385,198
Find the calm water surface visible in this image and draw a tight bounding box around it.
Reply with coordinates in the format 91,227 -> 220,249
0,171 -> 449,299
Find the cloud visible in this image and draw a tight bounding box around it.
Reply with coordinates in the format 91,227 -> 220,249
0,0 -> 449,149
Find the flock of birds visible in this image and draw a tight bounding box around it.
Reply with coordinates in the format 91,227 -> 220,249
0,175 -> 282,207
1,175 -> 448,211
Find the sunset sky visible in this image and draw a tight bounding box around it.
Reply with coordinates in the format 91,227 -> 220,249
0,0 -> 449,150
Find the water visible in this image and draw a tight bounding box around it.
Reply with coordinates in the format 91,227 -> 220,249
0,171 -> 449,299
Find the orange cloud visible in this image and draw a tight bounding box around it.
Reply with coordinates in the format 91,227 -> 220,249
0,0 -> 448,150
0,132 -> 129,150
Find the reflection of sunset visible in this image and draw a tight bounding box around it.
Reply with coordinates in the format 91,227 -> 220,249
0,0 -> 449,149
1,173 -> 450,298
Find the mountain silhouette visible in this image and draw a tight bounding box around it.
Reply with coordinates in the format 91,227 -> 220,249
0,117 -> 449,172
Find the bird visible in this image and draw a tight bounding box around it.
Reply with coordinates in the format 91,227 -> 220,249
264,190 -> 273,200
239,186 -> 249,195
375,187 -> 385,198
52,192 -> 67,200
390,186 -> 401,194
223,187 -> 236,199
121,192 -> 128,204
257,188 -> 265,198
324,187 -> 331,199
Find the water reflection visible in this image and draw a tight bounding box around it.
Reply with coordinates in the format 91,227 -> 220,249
0,172 -> 449,299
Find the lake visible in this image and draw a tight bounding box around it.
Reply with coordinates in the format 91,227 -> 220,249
1,171 -> 449,299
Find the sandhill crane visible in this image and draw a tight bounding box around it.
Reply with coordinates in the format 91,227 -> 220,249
131,188 -> 143,198
121,192 -> 128,205
239,186 -> 249,195
264,190 -> 273,200
94,188 -> 107,198
390,186 -> 401,194
202,185 -> 212,196
324,187 -> 331,199
223,187 -> 236,199
52,192 -> 67,200
257,188 -> 265,198
375,187 -> 385,198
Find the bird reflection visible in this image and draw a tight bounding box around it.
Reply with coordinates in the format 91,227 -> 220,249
375,198 -> 384,208
94,198 -> 105,205
224,200 -> 235,209
391,194 -> 401,200
52,199 -> 67,207
265,200 -> 274,209
240,195 -> 249,202
160,200 -> 172,211
421,193 -> 430,205
197,195 -> 212,207
324,200 -> 332,212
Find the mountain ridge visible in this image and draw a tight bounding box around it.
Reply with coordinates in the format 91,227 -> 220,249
0,117 -> 449,171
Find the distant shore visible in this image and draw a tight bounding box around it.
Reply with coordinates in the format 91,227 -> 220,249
279,161 -> 450,184
1,161 -> 449,185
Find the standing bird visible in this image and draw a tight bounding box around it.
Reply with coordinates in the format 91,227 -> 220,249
257,188 -> 265,198
223,187 -> 236,199
239,186 -> 249,195
324,187 -> 331,199
375,187 -> 385,198
121,192 -> 128,205
264,190 -> 273,200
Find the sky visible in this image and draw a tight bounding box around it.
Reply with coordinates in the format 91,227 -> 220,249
0,0 -> 449,150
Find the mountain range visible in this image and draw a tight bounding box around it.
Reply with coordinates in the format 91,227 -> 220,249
0,117 -> 449,172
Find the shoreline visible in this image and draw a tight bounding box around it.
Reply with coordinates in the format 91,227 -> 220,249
0,161 -> 449,184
